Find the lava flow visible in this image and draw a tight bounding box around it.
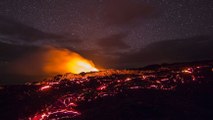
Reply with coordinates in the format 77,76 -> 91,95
26,63 -> 213,120
1,61 -> 213,120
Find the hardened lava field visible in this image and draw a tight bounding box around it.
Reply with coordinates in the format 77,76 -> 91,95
0,62 -> 213,120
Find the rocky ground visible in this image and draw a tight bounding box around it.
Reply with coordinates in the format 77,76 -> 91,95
0,61 -> 213,120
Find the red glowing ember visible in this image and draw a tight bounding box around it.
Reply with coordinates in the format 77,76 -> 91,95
39,85 -> 51,91
182,68 -> 193,74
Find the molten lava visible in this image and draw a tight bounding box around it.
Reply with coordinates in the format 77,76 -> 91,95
39,85 -> 51,91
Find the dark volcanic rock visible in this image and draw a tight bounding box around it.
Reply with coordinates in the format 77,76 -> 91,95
0,61 -> 213,120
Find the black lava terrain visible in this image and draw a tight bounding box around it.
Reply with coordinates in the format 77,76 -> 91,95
0,61 -> 213,120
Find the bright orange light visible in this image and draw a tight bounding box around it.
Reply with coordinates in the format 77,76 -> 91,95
43,48 -> 99,74
40,85 -> 51,91
182,68 -> 193,74
66,55 -> 99,74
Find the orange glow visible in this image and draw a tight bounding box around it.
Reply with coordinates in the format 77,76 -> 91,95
40,85 -> 51,91
66,56 -> 99,74
182,68 -> 193,74
43,48 -> 99,74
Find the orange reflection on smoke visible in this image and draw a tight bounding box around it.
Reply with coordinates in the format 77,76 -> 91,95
43,48 -> 99,74
66,57 -> 98,74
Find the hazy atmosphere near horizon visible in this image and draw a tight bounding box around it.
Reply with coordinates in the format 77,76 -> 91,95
0,0 -> 213,84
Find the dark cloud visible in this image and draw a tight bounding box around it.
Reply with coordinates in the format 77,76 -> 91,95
97,33 -> 130,51
75,33 -> 131,68
83,0 -> 155,26
102,0 -> 155,25
0,16 -> 60,42
116,36 -> 213,68
0,41 -> 39,61
76,48 -> 118,69
0,16 -> 81,46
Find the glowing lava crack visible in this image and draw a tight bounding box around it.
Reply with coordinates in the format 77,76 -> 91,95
26,64 -> 213,120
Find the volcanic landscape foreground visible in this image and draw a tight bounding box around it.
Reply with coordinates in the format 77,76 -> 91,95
0,61 -> 213,120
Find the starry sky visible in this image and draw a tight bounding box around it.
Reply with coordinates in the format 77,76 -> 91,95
0,0 -> 213,83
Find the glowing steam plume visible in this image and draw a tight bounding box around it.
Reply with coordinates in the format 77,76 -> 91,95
12,47 -> 99,76
43,48 -> 99,74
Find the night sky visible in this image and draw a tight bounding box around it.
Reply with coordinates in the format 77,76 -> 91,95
0,0 -> 213,84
